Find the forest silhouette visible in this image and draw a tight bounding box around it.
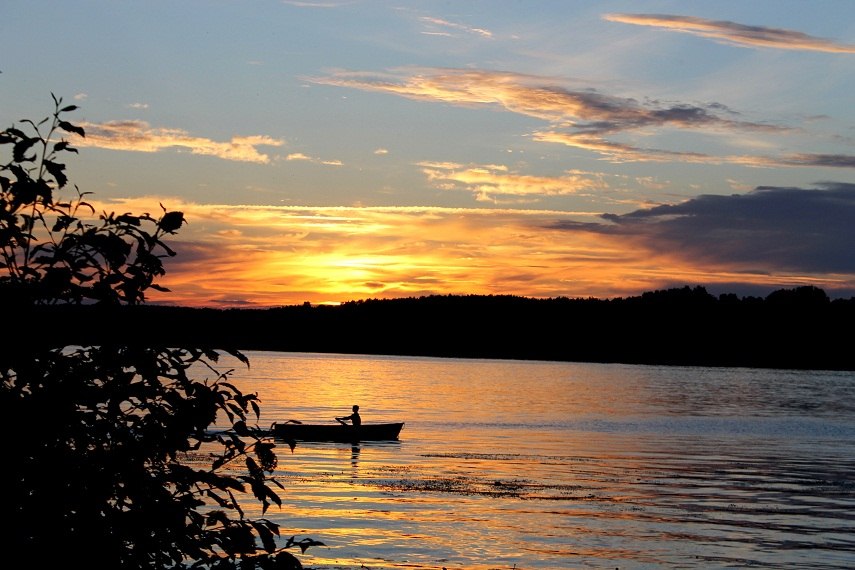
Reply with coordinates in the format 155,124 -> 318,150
20,284 -> 855,371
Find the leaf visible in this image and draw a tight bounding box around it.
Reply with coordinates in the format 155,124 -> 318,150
13,137 -> 38,163
35,179 -> 54,204
11,178 -> 40,206
51,215 -> 76,232
54,140 -> 79,154
58,120 -> 85,137
273,551 -> 303,570
115,213 -> 141,226
158,210 -> 186,233
60,104 -> 79,113
157,240 -> 177,256
43,159 -> 68,188
225,349 -> 250,368
296,539 -> 325,554
284,537 -> 325,554
251,521 -> 278,552
234,420 -> 250,437
264,485 -> 282,509
206,490 -> 232,508
206,510 -> 230,527
9,164 -> 30,183
5,127 -> 27,140
255,442 -> 277,472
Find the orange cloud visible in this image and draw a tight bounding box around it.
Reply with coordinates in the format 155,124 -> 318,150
534,131 -> 855,170
311,67 -> 793,166
532,131 -> 716,164
311,68 -> 780,131
604,13 -> 855,53
77,196 -> 852,307
419,161 -> 607,202
283,152 -> 343,166
75,120 -> 283,163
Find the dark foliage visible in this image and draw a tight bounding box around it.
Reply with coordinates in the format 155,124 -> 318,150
1,96 -> 320,568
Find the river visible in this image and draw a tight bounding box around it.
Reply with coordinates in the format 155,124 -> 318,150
213,351 -> 855,569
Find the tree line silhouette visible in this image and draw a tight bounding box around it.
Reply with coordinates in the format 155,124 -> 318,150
23,284 -> 855,371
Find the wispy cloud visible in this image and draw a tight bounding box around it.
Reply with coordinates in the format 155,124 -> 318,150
778,153 -> 855,169
604,13 -> 855,53
532,131 -> 717,164
420,16 -> 492,38
76,120 -> 283,163
419,161 -> 606,203
311,67 -> 794,165
311,68 -> 773,129
283,152 -> 343,166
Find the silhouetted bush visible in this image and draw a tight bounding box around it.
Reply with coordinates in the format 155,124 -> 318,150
1,96 -> 318,568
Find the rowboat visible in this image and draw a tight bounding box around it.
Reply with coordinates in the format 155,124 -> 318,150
271,421 -> 405,442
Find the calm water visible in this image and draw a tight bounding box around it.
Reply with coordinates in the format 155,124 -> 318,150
212,351 -> 855,569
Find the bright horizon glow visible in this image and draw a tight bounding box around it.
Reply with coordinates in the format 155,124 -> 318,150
80,197 -> 848,307
3,1 -> 855,306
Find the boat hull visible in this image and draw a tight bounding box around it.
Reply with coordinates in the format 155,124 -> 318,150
272,422 -> 404,442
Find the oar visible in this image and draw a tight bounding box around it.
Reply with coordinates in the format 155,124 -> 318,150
269,419 -> 303,431
269,419 -> 302,427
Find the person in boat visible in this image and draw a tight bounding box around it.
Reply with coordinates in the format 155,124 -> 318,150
336,405 -> 361,427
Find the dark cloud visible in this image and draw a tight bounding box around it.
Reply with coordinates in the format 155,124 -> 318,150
604,13 -> 855,53
159,240 -> 222,268
552,183 -> 855,274
316,66 -> 853,171
781,154 -> 855,168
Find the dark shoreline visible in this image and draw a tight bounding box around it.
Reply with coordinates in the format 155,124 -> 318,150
17,285 -> 855,371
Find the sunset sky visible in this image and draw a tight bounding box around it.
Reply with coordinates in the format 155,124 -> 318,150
3,1 -> 855,306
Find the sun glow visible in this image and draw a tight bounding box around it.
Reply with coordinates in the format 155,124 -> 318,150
70,197 -> 843,307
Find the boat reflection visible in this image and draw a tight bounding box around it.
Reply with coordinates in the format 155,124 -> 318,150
350,444 -> 359,476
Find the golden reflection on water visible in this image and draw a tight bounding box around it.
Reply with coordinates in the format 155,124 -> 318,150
206,351 -> 855,570
229,351 -> 639,429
